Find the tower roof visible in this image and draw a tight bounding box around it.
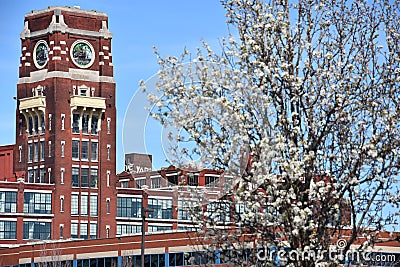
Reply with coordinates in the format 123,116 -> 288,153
25,6 -> 108,18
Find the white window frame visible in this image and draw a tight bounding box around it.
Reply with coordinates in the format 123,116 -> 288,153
60,168 -> 65,184
61,141 -> 65,158
61,114 -> 65,130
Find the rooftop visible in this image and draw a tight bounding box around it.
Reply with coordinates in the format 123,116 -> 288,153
25,6 -> 108,18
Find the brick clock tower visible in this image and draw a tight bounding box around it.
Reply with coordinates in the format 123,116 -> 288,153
14,6 -> 117,240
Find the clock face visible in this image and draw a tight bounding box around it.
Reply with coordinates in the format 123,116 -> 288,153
33,41 -> 49,69
71,40 -> 95,68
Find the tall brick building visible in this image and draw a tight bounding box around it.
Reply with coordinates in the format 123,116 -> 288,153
3,6 -> 117,244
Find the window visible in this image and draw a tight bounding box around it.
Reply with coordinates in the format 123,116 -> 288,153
207,201 -> 230,222
34,168 -> 39,183
106,226 -> 110,238
71,223 -> 78,238
117,224 -> 142,236
40,114 -> 45,133
117,197 -> 142,218
60,196 -> 64,212
60,225 -> 63,239
61,141 -> 65,157
91,115 -> 98,135
151,177 -> 161,189
71,195 -> 78,215
167,174 -> 179,185
0,221 -> 16,239
34,142 -> 39,162
72,140 -> 79,160
235,203 -> 249,221
28,116 -> 33,135
18,146 -> 22,163
81,141 -> 89,160
178,200 -> 201,221
81,168 -> 89,187
60,168 -> 65,184
23,221 -> 51,240
28,143 -> 33,162
135,178 -> 146,189
90,223 -> 97,239
90,169 -> 98,188
107,171 -> 110,187
48,114 -> 52,131
23,192 -> 52,214
148,199 -> 172,219
80,88 -> 88,96
188,174 -> 199,186
106,199 -> 111,214
148,225 -> 172,232
47,168 -> 51,183
39,167 -> 45,183
120,180 -> 128,188
48,141 -> 51,158
205,175 -> 219,188
90,195 -> 98,216
72,114 -> 80,133
91,141 -> 98,161
79,223 -> 88,239
0,192 -> 17,213
61,114 -> 65,130
34,115 -> 39,134
80,195 -> 88,215
72,167 -> 79,187
28,169 -> 33,183
82,114 -> 89,134
19,118 -> 22,136
107,118 -> 111,134
107,144 -> 111,160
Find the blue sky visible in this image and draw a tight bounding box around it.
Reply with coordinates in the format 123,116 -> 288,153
0,1 -> 229,172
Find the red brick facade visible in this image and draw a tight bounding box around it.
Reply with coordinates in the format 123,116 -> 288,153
0,145 -> 14,181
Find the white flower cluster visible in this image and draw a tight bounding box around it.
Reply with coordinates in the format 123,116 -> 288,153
144,0 -> 400,265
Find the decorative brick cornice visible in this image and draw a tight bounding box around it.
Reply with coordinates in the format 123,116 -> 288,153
20,7 -> 112,40
18,69 -> 116,84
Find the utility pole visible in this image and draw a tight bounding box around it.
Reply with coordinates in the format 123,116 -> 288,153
141,205 -> 153,267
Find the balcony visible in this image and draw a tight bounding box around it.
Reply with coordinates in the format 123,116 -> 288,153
70,96 -> 106,111
19,96 -> 46,112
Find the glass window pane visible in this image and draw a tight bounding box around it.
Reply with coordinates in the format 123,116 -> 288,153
91,115 -> 98,135
81,195 -> 88,215
82,114 -> 89,134
71,195 -> 79,215
90,169 -> 98,188
72,140 -> 79,160
91,142 -> 98,161
90,195 -> 97,216
81,141 -> 89,160
81,168 -> 89,187
72,167 -> 80,187
72,114 -> 80,133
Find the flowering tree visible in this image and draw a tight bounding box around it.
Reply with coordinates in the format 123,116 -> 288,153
146,0 -> 400,266
37,241 -> 71,267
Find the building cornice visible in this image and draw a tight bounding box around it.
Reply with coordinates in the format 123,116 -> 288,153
18,69 -> 115,84
25,6 -> 108,18
21,7 -> 112,40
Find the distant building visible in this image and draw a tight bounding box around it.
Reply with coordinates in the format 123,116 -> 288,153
125,152 -> 153,174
